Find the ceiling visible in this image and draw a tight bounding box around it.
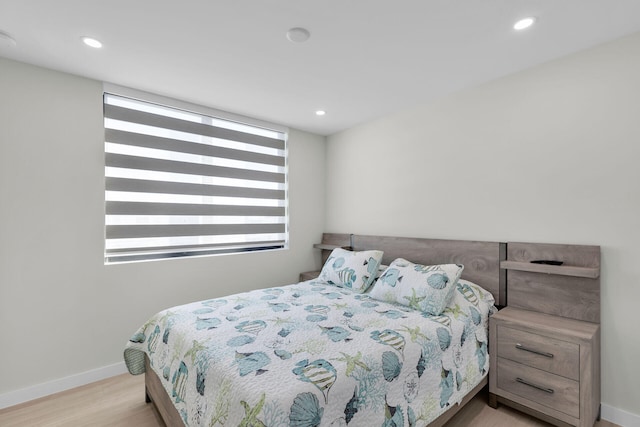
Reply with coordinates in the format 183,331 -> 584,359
2,1 -> 640,136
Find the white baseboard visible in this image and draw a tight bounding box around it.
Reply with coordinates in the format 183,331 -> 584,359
0,362 -> 128,410
602,404 -> 640,427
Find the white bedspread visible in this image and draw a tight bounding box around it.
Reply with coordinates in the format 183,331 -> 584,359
124,278 -> 496,426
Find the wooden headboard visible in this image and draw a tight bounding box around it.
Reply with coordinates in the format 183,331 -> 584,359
316,233 -> 507,306
316,235 -> 601,320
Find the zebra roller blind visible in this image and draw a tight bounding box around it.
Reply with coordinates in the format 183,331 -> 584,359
104,93 -> 288,263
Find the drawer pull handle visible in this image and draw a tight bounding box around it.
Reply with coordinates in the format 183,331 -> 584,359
516,377 -> 554,394
515,343 -> 554,358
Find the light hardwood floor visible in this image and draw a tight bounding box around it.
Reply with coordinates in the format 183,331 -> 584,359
0,374 -> 619,427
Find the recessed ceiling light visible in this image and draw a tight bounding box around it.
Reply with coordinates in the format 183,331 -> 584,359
514,17 -> 536,31
286,27 -> 311,43
81,36 -> 103,48
0,30 -> 17,48
315,110 -> 326,116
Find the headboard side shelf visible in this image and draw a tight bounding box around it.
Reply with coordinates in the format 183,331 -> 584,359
317,233 -> 352,265
504,242 -> 601,323
500,260 -> 599,278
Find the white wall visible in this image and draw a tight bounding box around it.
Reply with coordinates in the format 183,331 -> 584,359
326,33 -> 640,418
0,57 -> 326,395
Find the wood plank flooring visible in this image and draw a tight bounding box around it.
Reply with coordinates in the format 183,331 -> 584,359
0,374 -> 161,427
0,374 -> 620,427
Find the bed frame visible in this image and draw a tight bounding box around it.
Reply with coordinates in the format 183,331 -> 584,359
143,233 -> 508,426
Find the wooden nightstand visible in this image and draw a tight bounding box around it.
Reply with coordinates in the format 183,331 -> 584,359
299,270 -> 320,281
489,306 -> 600,427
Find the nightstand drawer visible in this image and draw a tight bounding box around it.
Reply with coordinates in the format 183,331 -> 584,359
497,325 -> 579,380
497,357 -> 579,418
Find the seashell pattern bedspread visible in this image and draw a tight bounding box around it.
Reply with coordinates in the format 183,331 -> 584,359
124,279 -> 496,426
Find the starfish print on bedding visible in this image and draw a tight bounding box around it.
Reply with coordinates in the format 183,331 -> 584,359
443,303 -> 468,319
184,340 -> 208,364
239,393 -> 266,427
403,289 -> 426,311
332,351 -> 371,377
397,325 -> 428,343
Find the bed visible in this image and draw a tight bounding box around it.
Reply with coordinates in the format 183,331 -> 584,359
124,234 -> 506,426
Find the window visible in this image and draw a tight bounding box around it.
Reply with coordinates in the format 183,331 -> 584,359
104,92 -> 288,263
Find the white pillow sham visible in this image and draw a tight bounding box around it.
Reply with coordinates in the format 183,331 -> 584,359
319,247 -> 384,293
369,258 -> 464,315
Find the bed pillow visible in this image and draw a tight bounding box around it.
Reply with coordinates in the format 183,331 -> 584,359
369,258 -> 464,315
319,248 -> 384,293
448,278 -> 498,320
443,279 -> 497,341
375,264 -> 388,280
